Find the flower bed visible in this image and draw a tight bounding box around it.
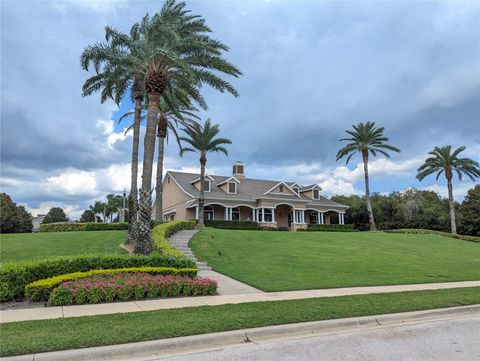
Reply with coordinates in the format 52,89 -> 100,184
48,273 -> 217,306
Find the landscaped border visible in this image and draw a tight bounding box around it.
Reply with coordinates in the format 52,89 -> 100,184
387,229 -> 480,243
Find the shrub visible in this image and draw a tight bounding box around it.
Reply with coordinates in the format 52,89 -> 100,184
25,267 -> 197,301
152,221 -> 196,257
204,220 -> 261,230
299,224 -> 357,232
39,222 -> 129,232
386,229 -> 480,243
0,254 -> 196,302
48,273 -> 217,306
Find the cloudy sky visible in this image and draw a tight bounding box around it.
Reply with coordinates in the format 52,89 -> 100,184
1,0 -> 479,219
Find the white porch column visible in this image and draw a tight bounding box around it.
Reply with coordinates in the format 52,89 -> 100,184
340,213 -> 345,225
301,210 -> 305,224
229,207 -> 233,221
317,211 -> 321,224
195,206 -> 199,220
261,208 -> 265,223
272,208 -> 275,223
320,212 -> 325,224
224,207 -> 229,221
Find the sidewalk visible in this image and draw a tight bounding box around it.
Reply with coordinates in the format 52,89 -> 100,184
1,280 -> 479,324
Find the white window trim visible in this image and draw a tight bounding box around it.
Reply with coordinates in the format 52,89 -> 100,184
204,180 -> 211,192
227,182 -> 237,194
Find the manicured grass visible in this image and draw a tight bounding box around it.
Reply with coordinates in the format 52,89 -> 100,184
1,287 -> 479,357
190,229 -> 480,291
0,231 -> 128,262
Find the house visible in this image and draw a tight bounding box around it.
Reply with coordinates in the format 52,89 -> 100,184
32,214 -> 46,232
161,162 -> 348,231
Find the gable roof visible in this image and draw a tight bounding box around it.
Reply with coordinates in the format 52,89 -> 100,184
166,171 -> 348,209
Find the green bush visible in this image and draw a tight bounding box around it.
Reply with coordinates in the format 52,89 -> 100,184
39,223 -> 87,232
204,220 -> 261,230
0,254 -> 196,301
299,224 -> 357,232
25,267 -> 198,301
152,221 -> 196,257
39,222 -> 129,232
386,229 -> 480,243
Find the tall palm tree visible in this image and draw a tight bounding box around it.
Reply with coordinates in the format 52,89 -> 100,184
125,1 -> 241,251
179,119 -> 231,227
81,25 -> 145,246
120,96 -> 200,223
336,121 -> 400,231
416,146 -> 480,234
89,201 -> 105,223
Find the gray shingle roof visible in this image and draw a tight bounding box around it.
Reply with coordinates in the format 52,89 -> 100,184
168,171 -> 347,208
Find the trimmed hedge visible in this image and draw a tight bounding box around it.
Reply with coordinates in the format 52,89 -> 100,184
0,254 -> 196,302
152,220 -> 196,257
25,267 -> 198,302
386,229 -> 480,243
39,222 -> 129,233
299,224 -> 357,232
204,220 -> 261,230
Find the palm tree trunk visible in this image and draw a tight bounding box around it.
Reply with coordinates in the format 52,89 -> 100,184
447,176 -> 457,235
198,155 -> 206,227
127,96 -> 142,245
362,151 -> 377,231
155,134 -> 165,223
136,92 -> 159,255
155,115 -> 167,223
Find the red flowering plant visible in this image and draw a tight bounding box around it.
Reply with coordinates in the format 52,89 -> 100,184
48,273 -> 217,306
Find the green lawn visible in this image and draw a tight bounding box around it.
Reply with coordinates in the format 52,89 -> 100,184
0,231 -> 128,262
1,287 -> 479,357
190,229 -> 480,291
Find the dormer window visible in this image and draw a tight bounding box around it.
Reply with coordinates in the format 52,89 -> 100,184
228,182 -> 237,194
293,187 -> 299,194
313,189 -> 320,199
204,180 -> 211,192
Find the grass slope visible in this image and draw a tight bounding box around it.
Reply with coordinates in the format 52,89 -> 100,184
1,287 -> 479,357
0,231 -> 127,262
190,229 -> 480,291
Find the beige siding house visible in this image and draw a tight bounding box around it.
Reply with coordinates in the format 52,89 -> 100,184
161,162 -> 348,231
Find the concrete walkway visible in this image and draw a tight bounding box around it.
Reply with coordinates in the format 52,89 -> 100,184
168,230 -> 263,295
1,280 -> 479,324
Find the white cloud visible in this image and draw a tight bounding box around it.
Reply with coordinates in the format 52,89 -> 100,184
25,202 -> 84,220
46,169 -> 98,196
423,182 -> 477,201
96,119 -> 131,149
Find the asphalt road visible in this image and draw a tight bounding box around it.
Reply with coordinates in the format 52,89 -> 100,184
157,316 -> 480,361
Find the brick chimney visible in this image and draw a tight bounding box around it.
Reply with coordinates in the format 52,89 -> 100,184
233,161 -> 245,180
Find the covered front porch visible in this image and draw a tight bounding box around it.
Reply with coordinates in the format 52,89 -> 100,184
187,202 -> 345,231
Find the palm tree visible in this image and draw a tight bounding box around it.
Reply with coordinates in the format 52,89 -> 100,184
81,25 -> 145,246
179,119 -> 231,227
89,201 -> 105,223
125,1 -> 241,251
336,121 -> 400,231
416,146 -> 480,234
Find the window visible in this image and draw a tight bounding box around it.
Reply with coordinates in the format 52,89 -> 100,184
293,187 -> 299,194
263,208 -> 272,222
204,206 -> 214,220
309,212 -> 318,224
313,189 -> 319,199
204,180 -> 211,192
170,214 -> 175,221
232,207 -> 240,221
279,185 -> 284,193
228,182 -> 237,194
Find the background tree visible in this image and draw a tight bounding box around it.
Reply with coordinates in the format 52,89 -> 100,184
336,121 -> 400,231
179,119 -> 231,227
106,194 -> 124,222
79,210 -> 96,223
90,201 -> 107,222
42,207 -> 68,224
459,185 -> 480,236
417,145 -> 480,234
0,193 -> 33,233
